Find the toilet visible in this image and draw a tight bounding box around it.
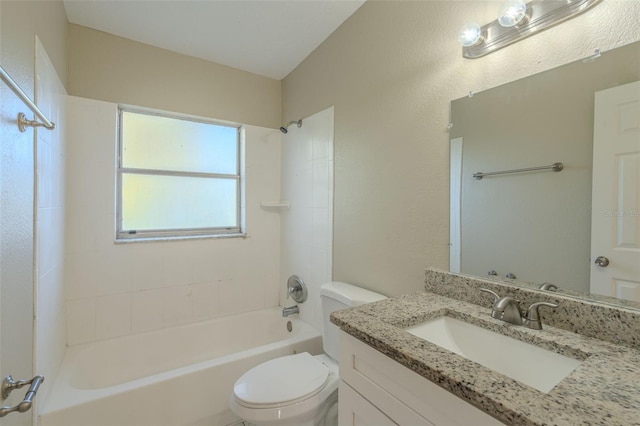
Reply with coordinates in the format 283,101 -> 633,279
229,281 -> 386,426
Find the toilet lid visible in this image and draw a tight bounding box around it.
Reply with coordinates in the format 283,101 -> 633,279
234,352 -> 329,406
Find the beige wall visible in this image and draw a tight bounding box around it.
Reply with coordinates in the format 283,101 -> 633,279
1,1 -> 69,90
68,24 -> 281,129
282,0 -> 640,297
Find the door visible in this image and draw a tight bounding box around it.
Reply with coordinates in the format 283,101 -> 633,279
590,81 -> 640,302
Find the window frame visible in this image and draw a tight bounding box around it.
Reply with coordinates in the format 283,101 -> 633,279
116,106 -> 243,241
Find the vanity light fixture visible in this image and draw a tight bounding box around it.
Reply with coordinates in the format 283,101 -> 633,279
459,0 -> 602,59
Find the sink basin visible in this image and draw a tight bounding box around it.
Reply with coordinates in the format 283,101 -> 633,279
405,316 -> 583,393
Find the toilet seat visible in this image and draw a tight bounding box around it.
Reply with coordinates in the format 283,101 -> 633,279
233,352 -> 329,408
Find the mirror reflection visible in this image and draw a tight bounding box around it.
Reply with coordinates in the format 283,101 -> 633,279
449,41 -> 640,309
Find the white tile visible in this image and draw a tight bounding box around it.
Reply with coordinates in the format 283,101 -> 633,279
64,253 -> 97,300
312,207 -> 330,250
264,278 -> 280,308
191,245 -> 215,284
36,270 -> 53,326
95,294 -> 132,340
49,265 -> 66,316
162,285 -> 193,327
256,246 -> 280,308
242,278 -> 265,313
161,247 -> 195,288
192,282 -> 220,320
312,159 -> 330,208
94,250 -> 132,296
50,207 -> 65,267
51,145 -> 64,201
292,132 -> 312,167
218,279 -> 243,316
208,246 -> 243,282
312,134 -> 329,160
291,207 -> 313,251
311,247 -> 331,285
37,139 -> 52,209
67,298 -> 96,345
130,246 -> 167,291
64,205 -> 101,255
132,289 -> 164,333
246,167 -> 280,206
285,243 -> 312,294
36,210 -> 50,277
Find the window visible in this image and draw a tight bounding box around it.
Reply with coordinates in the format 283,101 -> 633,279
117,107 -> 242,240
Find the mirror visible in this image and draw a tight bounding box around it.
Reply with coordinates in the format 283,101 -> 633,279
449,41 -> 640,310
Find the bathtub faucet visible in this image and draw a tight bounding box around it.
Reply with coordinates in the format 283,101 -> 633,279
282,305 -> 299,317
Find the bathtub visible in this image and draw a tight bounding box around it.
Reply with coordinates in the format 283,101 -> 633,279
39,307 -> 322,426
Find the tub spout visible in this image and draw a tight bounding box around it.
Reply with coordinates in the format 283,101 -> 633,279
282,305 -> 299,317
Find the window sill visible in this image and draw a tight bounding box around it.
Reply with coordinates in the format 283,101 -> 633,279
114,232 -> 247,244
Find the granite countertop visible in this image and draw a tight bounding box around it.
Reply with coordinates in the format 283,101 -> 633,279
331,291 -> 640,426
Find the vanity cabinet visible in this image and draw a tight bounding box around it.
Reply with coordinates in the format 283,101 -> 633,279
338,331 -> 502,426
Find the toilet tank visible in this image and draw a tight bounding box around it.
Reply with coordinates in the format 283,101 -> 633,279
320,282 -> 386,360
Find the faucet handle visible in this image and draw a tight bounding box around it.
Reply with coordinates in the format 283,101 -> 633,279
523,302 -> 558,330
479,288 -> 500,304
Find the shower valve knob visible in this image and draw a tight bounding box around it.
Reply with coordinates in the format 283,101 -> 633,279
287,275 -> 307,303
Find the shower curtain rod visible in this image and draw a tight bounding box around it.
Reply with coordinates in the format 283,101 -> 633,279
0,64 -> 55,132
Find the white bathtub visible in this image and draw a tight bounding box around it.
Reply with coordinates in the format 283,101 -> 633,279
39,307 -> 322,426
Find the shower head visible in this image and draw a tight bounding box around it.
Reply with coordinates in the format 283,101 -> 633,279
280,119 -> 302,134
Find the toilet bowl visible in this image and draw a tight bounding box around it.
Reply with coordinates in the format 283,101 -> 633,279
229,282 -> 386,426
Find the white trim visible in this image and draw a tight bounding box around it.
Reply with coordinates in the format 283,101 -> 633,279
450,137 -> 463,273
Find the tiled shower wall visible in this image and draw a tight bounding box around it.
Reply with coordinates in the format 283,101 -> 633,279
64,96 -> 283,345
34,38 -> 67,406
280,107 -> 334,333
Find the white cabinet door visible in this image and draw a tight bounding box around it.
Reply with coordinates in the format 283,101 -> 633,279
339,382 -> 399,426
590,81 -> 640,301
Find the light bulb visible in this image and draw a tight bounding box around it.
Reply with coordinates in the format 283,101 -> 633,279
498,0 -> 528,27
457,22 -> 482,47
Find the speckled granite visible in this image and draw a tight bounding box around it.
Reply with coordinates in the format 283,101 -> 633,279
425,268 -> 640,349
331,291 -> 640,426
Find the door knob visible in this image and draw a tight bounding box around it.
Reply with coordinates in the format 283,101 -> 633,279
594,256 -> 610,267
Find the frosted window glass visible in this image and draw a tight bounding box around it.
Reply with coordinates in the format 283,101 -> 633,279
122,111 -> 238,175
121,174 -> 237,231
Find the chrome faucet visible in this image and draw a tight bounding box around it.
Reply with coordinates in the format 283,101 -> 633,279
539,282 -> 558,292
282,305 -> 299,317
480,288 -> 522,325
480,288 -> 558,330
522,302 -> 558,330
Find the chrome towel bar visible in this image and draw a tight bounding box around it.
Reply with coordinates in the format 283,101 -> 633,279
0,375 -> 44,417
473,162 -> 563,180
0,65 -> 55,131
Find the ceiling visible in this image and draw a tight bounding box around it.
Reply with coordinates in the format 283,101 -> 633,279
63,0 -> 365,80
